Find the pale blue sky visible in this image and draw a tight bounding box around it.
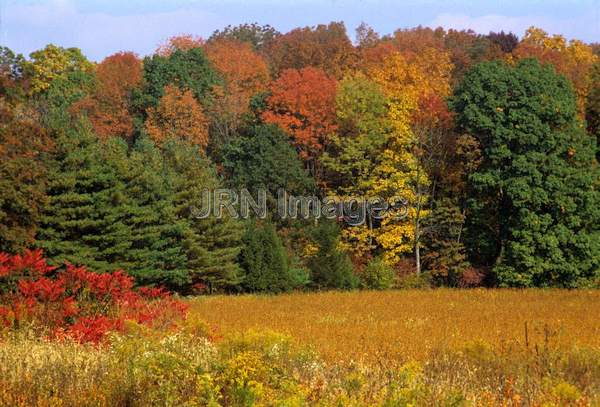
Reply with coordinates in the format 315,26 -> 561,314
1,0 -> 599,61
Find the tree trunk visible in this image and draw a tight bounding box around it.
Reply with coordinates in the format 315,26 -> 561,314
415,240 -> 421,275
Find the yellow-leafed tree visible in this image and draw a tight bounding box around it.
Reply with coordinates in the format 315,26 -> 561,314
327,49 -> 452,270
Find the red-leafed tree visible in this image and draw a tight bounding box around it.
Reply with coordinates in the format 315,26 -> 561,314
262,67 -> 337,178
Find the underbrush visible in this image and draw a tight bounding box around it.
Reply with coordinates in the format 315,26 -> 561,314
1,327 -> 598,406
0,250 -> 187,343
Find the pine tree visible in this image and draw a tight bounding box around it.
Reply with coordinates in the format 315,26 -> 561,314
239,220 -> 294,293
119,137 -> 188,287
307,220 -> 358,289
162,139 -> 244,291
36,122 -> 131,272
37,127 -> 189,287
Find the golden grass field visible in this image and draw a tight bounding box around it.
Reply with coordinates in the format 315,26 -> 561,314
2,289 -> 600,405
190,289 -> 600,363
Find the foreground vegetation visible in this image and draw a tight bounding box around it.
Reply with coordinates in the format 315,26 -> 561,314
2,290 -> 599,406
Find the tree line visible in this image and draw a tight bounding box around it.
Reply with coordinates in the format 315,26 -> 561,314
1,22 -> 599,291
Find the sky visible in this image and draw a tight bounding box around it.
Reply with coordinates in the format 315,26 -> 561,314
1,0 -> 599,61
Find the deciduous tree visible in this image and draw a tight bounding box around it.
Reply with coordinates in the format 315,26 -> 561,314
24,45 -> 93,95
367,49 -> 452,267
0,101 -> 51,252
323,74 -> 391,258
71,52 -> 142,142
156,35 -> 204,56
204,39 -> 270,143
513,27 -> 599,116
220,124 -> 314,208
262,67 -> 337,178
209,23 -> 280,52
266,22 -> 355,78
451,59 -> 600,287
145,85 -> 209,150
137,47 -> 220,111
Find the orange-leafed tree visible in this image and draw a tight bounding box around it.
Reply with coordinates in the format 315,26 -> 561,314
262,67 -> 337,177
71,52 -> 142,142
156,34 -> 205,56
265,22 -> 355,78
357,41 -> 397,71
204,39 -> 270,142
145,85 -> 209,150
391,26 -> 446,53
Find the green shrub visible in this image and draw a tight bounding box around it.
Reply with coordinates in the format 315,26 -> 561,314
397,272 -> 433,289
359,257 -> 396,289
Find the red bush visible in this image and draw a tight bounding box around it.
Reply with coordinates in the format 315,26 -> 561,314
0,249 -> 188,343
459,267 -> 486,288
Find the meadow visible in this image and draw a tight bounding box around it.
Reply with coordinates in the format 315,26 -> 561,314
190,289 -> 600,362
3,289 -> 599,406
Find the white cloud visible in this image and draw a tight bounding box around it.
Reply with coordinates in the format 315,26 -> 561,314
0,1 -> 224,60
430,12 -> 599,42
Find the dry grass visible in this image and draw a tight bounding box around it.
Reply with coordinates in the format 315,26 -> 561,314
1,290 -> 599,405
189,289 -> 600,363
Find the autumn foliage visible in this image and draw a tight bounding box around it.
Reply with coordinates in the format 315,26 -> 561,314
145,84 -> 209,149
513,27 -> 599,115
204,39 -> 270,141
72,52 -> 143,142
263,67 -> 337,166
1,22 -> 600,292
0,249 -> 188,343
156,34 -> 205,56
265,22 -> 355,78
0,100 -> 52,253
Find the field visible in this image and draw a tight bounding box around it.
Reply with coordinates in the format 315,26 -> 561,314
2,289 -> 600,406
191,289 -> 600,362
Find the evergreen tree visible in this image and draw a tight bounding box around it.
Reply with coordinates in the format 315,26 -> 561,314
119,137 -> 188,287
37,127 -> 189,287
162,139 -> 244,291
451,59 -> 600,287
307,220 -> 358,289
36,122 -> 131,272
239,220 -> 297,293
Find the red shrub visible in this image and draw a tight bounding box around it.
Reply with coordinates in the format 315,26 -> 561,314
0,250 -> 188,343
459,267 -> 486,288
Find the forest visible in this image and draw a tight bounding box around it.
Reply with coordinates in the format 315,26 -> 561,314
1,22 -> 600,294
